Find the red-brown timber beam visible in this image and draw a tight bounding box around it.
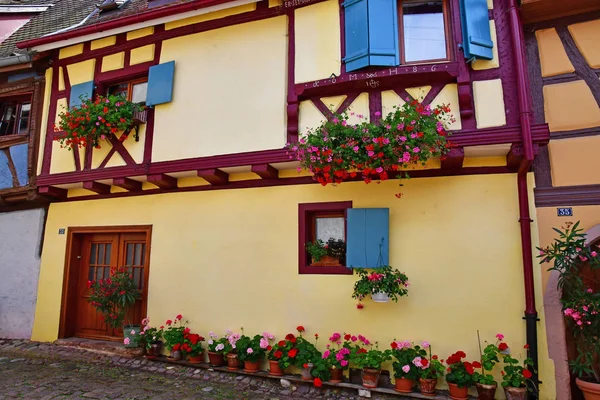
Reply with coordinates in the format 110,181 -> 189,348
251,164 -> 279,180
83,181 -> 111,194
147,174 -> 177,189
113,177 -> 142,192
197,168 -> 229,185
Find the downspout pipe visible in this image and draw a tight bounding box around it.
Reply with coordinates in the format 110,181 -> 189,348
507,0 -> 539,397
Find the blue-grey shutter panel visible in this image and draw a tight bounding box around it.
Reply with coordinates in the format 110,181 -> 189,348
346,208 -> 389,268
146,61 -> 175,107
0,150 -> 11,189
343,0 -> 399,72
10,144 -> 28,186
459,0 -> 494,60
69,81 -> 94,108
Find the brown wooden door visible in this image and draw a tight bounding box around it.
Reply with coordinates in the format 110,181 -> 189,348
75,233 -> 149,340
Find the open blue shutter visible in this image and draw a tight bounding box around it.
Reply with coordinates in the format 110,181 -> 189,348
10,144 -> 28,186
343,0 -> 399,72
146,61 -> 175,107
69,81 -> 94,108
346,208 -> 389,268
0,150 -> 11,189
459,0 -> 494,60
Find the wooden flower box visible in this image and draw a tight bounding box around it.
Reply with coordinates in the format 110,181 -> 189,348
132,109 -> 148,126
310,255 -> 341,267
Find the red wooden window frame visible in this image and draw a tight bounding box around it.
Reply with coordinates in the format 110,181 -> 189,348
0,94 -> 32,137
298,201 -> 353,275
107,77 -> 148,104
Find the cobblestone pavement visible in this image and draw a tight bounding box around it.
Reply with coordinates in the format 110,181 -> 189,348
0,340 -> 402,400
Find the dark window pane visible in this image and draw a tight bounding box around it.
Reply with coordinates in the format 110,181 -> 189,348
133,268 -> 141,288
403,1 -> 446,62
141,244 -> 146,265
134,244 -> 142,266
126,243 -> 134,266
104,267 -> 110,279
108,83 -> 128,97
88,267 -> 94,281
140,267 -> 144,290
98,244 -> 105,265
89,243 -> 97,264
17,103 -> 30,134
0,105 -> 15,136
96,267 -> 103,281
105,243 -> 112,265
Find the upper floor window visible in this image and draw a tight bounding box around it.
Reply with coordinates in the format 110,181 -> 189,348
0,100 -> 31,136
108,78 -> 148,105
400,0 -> 449,63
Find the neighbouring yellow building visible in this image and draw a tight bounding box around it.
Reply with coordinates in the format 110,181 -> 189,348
14,0 -> 560,397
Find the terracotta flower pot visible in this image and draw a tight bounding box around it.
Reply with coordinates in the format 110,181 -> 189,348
226,353 -> 241,370
145,341 -> 162,359
244,360 -> 260,373
301,363 -> 313,380
448,382 -> 469,400
269,360 -> 283,376
504,386 -> 528,400
419,378 -> 437,396
311,255 -> 340,266
168,350 -> 182,361
208,351 -> 224,367
394,377 -> 414,393
187,353 -> 204,364
361,368 -> 381,388
476,382 -> 497,400
577,378 -> 600,400
330,367 -> 343,383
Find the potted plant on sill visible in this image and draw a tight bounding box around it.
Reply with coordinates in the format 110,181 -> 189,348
501,351 -> 534,400
445,351 -> 479,399
87,266 -> 140,347
55,94 -> 145,150
306,238 -> 346,266
224,330 -> 242,370
139,317 -> 163,359
390,340 -> 429,393
236,332 -> 272,373
352,266 -> 409,304
162,315 -> 188,360
418,351 -> 445,396
268,338 -> 293,376
473,333 -> 504,400
207,331 -> 228,367
287,100 -> 454,190
323,332 -> 353,383
182,331 -> 205,364
539,221 -> 600,399
348,336 -> 391,388
293,326 -> 321,381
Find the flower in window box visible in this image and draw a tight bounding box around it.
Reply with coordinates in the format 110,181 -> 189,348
306,238 -> 346,266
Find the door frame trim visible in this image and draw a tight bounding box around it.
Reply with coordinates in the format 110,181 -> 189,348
58,225 -> 153,339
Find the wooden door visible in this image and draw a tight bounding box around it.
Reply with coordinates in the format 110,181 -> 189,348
75,232 -> 149,340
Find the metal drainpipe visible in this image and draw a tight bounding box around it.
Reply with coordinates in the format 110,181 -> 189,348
507,0 -> 539,397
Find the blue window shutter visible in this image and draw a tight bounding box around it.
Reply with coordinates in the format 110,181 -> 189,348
9,144 -> 28,186
459,0 -> 494,60
0,150 -> 11,189
346,208 -> 389,268
343,0 -> 399,72
69,81 -> 94,108
146,61 -> 175,107
367,0 -> 399,66
343,0 -> 370,72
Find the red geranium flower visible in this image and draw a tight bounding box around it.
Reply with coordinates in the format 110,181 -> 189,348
357,348 -> 367,354
278,340 -> 286,347
288,348 -> 298,358
391,342 -> 398,349
165,320 -> 173,326
274,350 -> 283,359
267,346 -> 272,351
176,314 -> 182,320
303,363 -> 308,368
285,334 -> 295,341
498,343 -> 508,351
357,303 -> 364,309
297,326 -> 305,333
183,327 -> 190,334
314,377 -> 322,388
523,369 -> 533,379
345,334 -> 351,341
432,355 -> 438,360
473,361 -> 482,369
421,358 -> 429,367
457,351 -> 466,358
524,344 -> 529,349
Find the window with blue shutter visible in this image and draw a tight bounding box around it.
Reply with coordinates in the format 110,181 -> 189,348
343,0 -> 399,72
69,81 -> 94,108
346,208 -> 389,268
459,0 -> 494,61
146,61 -> 175,107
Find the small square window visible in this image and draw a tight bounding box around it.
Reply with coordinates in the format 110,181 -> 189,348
107,78 -> 148,105
400,0 -> 449,63
298,201 -> 353,275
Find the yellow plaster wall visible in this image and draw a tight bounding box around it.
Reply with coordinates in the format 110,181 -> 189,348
548,136 -> 600,187
298,100 -> 326,137
430,83 -> 462,131
319,95 -> 347,112
50,98 -> 77,174
66,60 -> 96,85
37,68 -> 53,176
294,0 -> 341,83
59,44 -> 84,59
164,3 -> 257,30
568,19 -> 600,69
130,45 -> 155,65
535,28 -> 574,77
543,81 -> 600,132
91,36 -> 116,50
269,0 -> 282,7
31,174 -> 555,399
382,90 -> 406,117
153,17 -> 288,161
472,21 -> 499,71
405,86 -> 431,101
462,156 -> 506,167
101,52 -> 125,72
127,27 -> 154,40
58,67 -> 65,91
473,79 -> 506,129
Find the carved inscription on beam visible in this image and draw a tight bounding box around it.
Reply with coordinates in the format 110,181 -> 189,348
83,181 -> 111,194
39,186 -> 67,198
113,177 -> 142,192
441,148 -> 464,169
197,168 -> 229,185
147,173 -> 177,189
251,164 -> 278,180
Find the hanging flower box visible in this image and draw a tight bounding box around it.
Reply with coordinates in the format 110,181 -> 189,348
287,100 -> 455,188
54,94 -> 145,150
310,255 -> 340,267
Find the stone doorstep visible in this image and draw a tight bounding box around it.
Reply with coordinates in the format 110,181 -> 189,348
54,338 -> 143,358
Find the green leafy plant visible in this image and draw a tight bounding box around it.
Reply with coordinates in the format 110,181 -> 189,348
237,333 -> 269,363
306,238 -> 346,264
390,341 -> 429,381
347,336 -> 391,370
54,94 -> 143,150
352,266 -> 409,303
207,331 -> 229,353
87,266 -> 140,329
322,332 -> 352,370
287,100 -> 453,188
182,331 -> 205,357
139,317 -> 163,350
539,221 -> 600,382
445,351 -> 479,388
501,353 -> 533,388
294,327 -> 321,367
473,333 -> 503,385
306,240 -> 328,261
310,358 -> 331,382
419,350 -> 445,380
162,315 -> 188,351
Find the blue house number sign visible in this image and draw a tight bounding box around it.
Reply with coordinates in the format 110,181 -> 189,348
557,207 -> 573,217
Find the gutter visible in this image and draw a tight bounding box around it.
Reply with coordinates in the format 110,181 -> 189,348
507,0 -> 539,397
0,53 -> 32,68
16,0 -> 238,50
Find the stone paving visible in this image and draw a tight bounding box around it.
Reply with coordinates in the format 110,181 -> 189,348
0,339 -> 404,400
